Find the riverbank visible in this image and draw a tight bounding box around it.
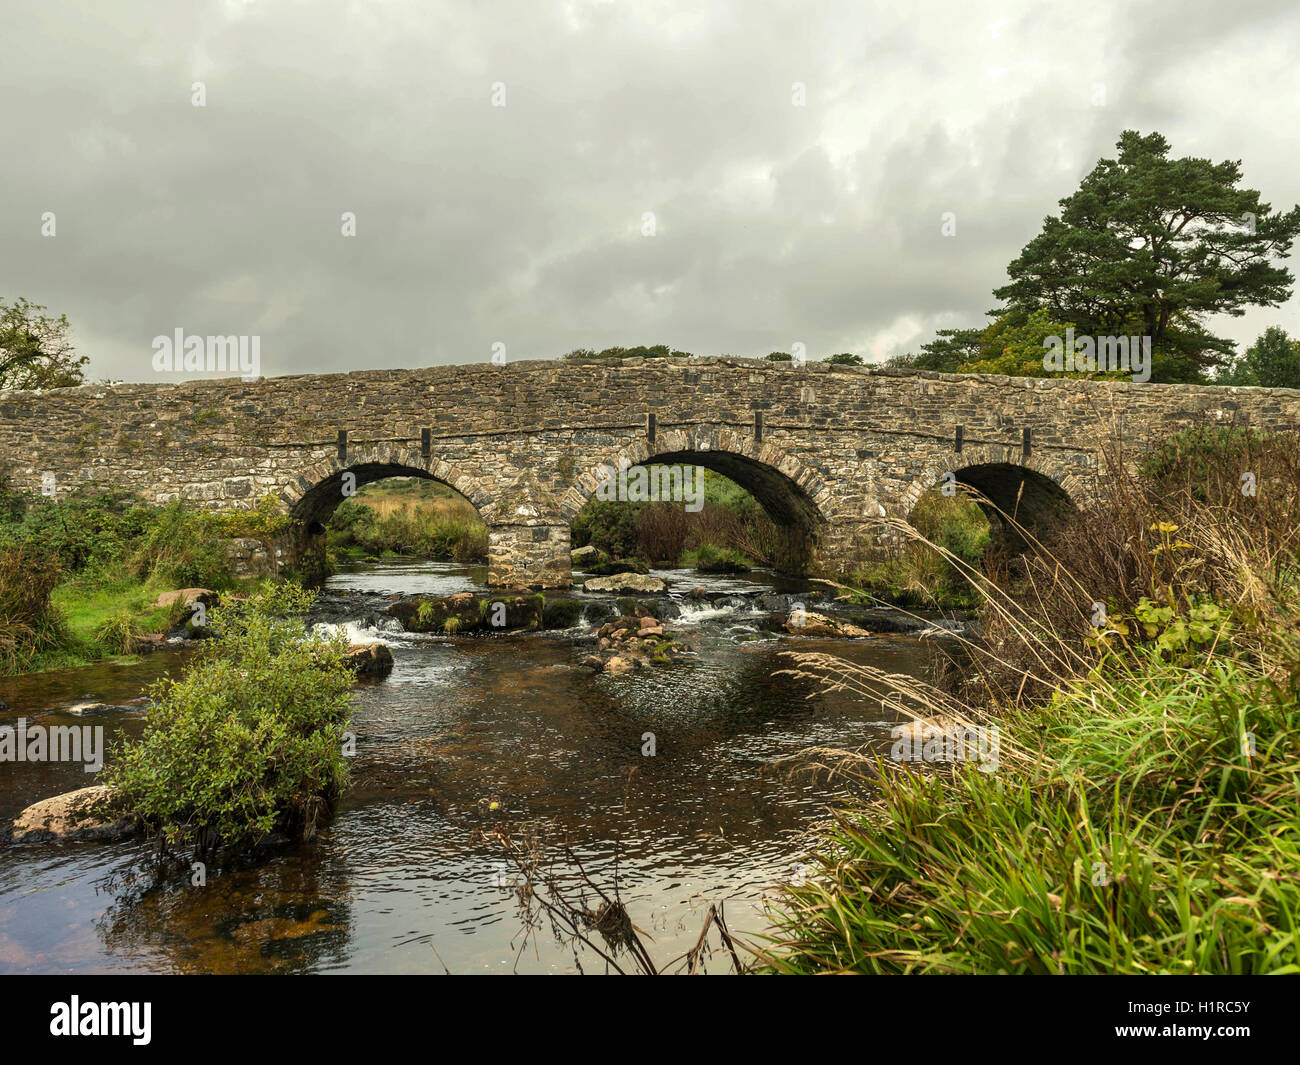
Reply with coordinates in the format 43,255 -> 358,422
0,558 -> 943,973
761,426 -> 1300,974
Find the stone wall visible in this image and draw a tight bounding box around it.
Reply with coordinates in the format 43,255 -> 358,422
3,358 -> 1297,587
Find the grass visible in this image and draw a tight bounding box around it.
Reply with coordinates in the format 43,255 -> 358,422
843,492 -> 990,609
763,638 -> 1300,973
326,480 -> 487,564
759,424 -> 1300,974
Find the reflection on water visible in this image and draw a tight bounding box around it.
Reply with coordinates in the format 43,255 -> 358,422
0,560 -> 941,973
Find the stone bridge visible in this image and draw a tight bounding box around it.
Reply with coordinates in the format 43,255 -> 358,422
3,358 -> 1298,587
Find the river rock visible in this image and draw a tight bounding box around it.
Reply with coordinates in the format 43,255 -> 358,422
343,642 -> 394,677
583,573 -> 665,595
604,655 -> 637,675
571,545 -> 599,563
151,588 -> 219,611
64,701 -> 112,716
8,785 -> 137,843
784,611 -> 872,638
388,592 -> 545,634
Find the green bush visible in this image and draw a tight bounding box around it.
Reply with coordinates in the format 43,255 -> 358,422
1138,426 -> 1264,498
572,499 -> 641,558
129,501 -> 233,588
105,584 -> 354,853
691,543 -> 752,574
0,543 -> 66,673
93,610 -> 145,655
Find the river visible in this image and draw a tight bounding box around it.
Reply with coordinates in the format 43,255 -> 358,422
0,561 -> 947,973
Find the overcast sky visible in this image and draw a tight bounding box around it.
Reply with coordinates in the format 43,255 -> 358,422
3,0 -> 1299,383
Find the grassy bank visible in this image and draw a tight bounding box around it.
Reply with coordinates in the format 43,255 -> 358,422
326,480 -> 487,565
762,426 -> 1300,974
0,482 -> 282,675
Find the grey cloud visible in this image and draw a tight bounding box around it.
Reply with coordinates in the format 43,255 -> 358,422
1,0 -> 1297,382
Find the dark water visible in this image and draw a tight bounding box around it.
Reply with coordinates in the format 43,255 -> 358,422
0,561 -> 942,973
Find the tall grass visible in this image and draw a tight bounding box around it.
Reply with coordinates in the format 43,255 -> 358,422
328,495 -> 487,562
0,543 -> 66,673
761,424 -> 1300,974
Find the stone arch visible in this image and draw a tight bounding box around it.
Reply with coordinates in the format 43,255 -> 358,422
900,445 -> 1086,552
280,443 -> 494,527
560,425 -> 832,573
276,443 -> 495,582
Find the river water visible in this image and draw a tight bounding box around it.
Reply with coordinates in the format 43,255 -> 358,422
0,561 -> 946,973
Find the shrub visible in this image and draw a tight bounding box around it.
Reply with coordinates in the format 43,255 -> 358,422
691,544 -> 752,574
105,583 -> 354,853
129,502 -> 233,588
94,610 -> 145,655
0,543 -> 65,673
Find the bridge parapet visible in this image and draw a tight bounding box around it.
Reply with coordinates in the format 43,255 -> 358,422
3,360 -> 1297,587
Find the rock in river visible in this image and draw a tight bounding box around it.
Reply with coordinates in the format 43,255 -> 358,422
343,642 -> 394,677
8,785 -> 137,843
784,611 -> 872,638
583,573 -> 666,595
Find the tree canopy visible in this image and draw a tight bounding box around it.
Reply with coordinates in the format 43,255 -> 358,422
1217,327 -> 1300,388
0,297 -> 88,390
893,131 -> 1300,384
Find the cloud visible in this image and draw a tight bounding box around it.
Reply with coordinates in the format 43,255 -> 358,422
2,0 -> 1297,382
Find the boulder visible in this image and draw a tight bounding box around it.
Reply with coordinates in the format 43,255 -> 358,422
570,545 -> 599,562
151,588 -> 219,611
9,785 -> 136,843
784,611 -> 872,639
604,655 -> 636,675
343,642 -> 394,677
389,592 -> 544,634
64,701 -> 111,717
583,573 -> 666,595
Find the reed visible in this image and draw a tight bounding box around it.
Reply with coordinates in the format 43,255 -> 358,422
760,425 -> 1300,974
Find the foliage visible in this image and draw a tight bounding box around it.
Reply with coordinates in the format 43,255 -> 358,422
130,501 -> 234,588
327,491 -> 486,563
846,491 -> 989,607
0,297 -> 89,390
762,636 -> 1300,974
994,130 -> 1300,382
1216,326 -> 1300,388
891,132 -> 1300,384
764,425 -> 1300,973
93,609 -> 146,655
1137,425 -> 1266,502
823,353 -> 863,365
885,328 -> 983,373
105,584 -> 354,853
562,344 -> 693,360
571,499 -> 642,558
689,543 -> 752,574
0,543 -> 66,673
215,494 -> 294,542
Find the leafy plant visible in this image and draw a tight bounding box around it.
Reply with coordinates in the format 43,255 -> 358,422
105,583 -> 354,854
